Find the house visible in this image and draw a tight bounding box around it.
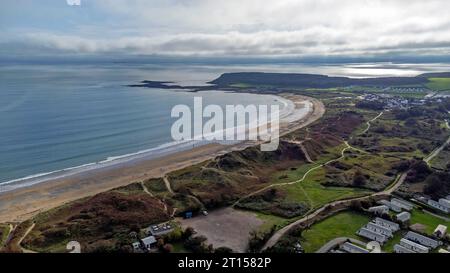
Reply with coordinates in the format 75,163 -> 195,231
433,225 -> 447,238
365,222 -> 393,238
394,244 -> 416,254
399,238 -> 429,253
341,242 -> 369,253
374,217 -> 400,232
368,205 -> 389,215
357,228 -> 388,244
396,212 -> 411,223
405,231 -> 441,249
428,199 -> 450,213
439,198 -> 450,209
132,236 -> 157,252
391,198 -> 413,211
379,200 -> 402,213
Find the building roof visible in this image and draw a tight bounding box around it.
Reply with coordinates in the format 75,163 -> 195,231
142,236 -> 157,246
439,198 -> 450,208
341,242 -> 369,254
394,244 -> 416,253
366,222 -> 393,235
374,217 -> 400,229
405,231 -> 440,248
368,205 -> 389,212
391,198 -> 413,210
358,227 -> 387,242
400,239 -> 429,253
396,211 -> 411,221
434,224 -> 447,234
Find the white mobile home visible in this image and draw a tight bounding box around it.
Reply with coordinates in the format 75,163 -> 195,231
341,242 -> 369,254
405,231 -> 441,249
379,200 -> 402,213
391,198 -> 413,211
396,212 -> 411,223
433,225 -> 447,239
365,222 -> 393,237
399,239 -> 429,253
368,205 -> 389,215
374,217 -> 400,232
428,199 -> 450,213
357,228 -> 388,244
394,244 -> 416,253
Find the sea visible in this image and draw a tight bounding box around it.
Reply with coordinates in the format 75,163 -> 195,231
1,61 -> 449,191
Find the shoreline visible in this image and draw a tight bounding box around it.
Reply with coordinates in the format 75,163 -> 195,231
0,93 -> 325,223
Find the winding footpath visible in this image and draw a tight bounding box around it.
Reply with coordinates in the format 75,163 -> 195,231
361,111 -> 384,135
424,120 -> 450,165
233,141 -> 353,208
261,172 -> 406,251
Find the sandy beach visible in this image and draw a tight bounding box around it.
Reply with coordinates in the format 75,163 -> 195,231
0,94 -> 325,223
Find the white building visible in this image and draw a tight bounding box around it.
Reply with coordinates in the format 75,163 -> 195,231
357,228 -> 388,244
366,222 -> 393,238
341,242 -> 369,254
132,236 -> 157,252
394,244 -> 416,254
374,217 -> 400,232
439,198 -> 450,209
391,198 -> 413,211
379,200 -> 402,213
399,238 -> 429,253
405,231 -> 441,249
428,199 -> 450,213
368,205 -> 389,215
396,212 -> 411,223
433,225 -> 447,238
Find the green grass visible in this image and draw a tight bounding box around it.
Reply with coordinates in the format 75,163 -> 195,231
382,231 -> 406,253
254,212 -> 294,233
426,78 -> 450,91
410,209 -> 450,235
0,224 -> 10,247
299,211 -> 370,253
284,168 -> 371,209
172,242 -> 191,253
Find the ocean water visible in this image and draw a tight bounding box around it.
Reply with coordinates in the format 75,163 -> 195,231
1,62 -> 449,189
0,64 -> 286,188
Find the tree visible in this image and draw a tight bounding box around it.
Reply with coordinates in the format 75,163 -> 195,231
215,247 -> 233,253
162,244 -> 173,253
353,171 -> 367,187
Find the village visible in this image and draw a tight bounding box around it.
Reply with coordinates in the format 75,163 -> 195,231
322,195 -> 450,254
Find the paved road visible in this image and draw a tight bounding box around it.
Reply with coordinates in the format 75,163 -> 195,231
424,134 -> 450,164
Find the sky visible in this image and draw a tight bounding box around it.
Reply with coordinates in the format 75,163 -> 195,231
1,0 -> 450,59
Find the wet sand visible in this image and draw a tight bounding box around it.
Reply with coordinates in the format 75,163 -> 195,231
0,94 -> 325,223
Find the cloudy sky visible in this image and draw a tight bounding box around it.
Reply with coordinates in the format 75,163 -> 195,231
1,0 -> 450,58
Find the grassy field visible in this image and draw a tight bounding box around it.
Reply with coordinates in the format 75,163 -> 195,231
283,168 -> 371,210
0,224 -> 10,247
426,78 -> 450,91
299,211 -> 370,253
254,212 -> 296,233
410,209 -> 450,235
382,230 -> 406,253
